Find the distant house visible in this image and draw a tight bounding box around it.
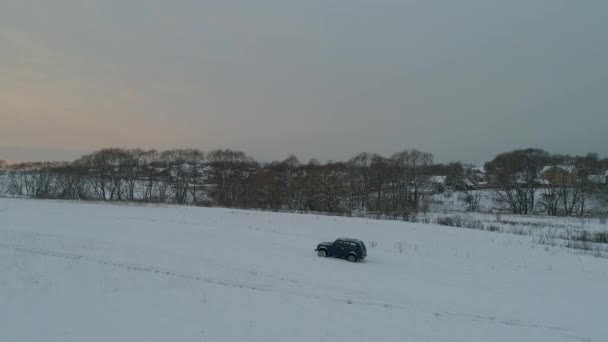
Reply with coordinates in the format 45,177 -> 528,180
469,166 -> 488,184
429,176 -> 447,185
541,165 -> 577,186
428,175 -> 449,192
471,166 -> 486,175
513,172 -> 551,187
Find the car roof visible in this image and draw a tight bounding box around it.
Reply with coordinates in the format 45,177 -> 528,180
337,237 -> 363,243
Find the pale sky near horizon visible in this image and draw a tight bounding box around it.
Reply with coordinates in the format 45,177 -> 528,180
1,0 -> 607,165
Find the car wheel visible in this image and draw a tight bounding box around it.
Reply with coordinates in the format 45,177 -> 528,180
347,254 -> 358,263
318,249 -> 327,257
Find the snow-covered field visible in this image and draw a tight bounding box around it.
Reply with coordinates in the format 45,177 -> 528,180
1,198 -> 606,342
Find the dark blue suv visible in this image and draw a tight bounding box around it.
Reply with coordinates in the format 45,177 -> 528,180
315,238 -> 367,262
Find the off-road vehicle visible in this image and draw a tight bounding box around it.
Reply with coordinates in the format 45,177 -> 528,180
315,238 -> 367,262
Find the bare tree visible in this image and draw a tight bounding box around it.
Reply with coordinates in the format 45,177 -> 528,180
347,153 -> 373,212
122,149 -> 145,201
390,150 -> 433,213
138,151 -> 177,203
280,155 -> 305,210
207,149 -> 256,207
451,163 -> 481,212
5,162 -> 66,198
249,165 -> 283,210
368,155 -> 391,212
539,156 -> 591,216
486,149 -> 550,215
306,162 -> 349,213
539,184 -> 560,216
53,163 -> 90,200
76,149 -> 114,200
160,149 -> 205,204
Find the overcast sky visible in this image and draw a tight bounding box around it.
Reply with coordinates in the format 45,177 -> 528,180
1,0 -> 607,164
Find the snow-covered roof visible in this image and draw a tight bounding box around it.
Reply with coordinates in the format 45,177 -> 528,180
430,176 -> 447,184
337,237 -> 364,244
541,164 -> 576,174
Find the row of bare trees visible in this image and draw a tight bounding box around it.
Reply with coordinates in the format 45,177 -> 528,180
485,149 -> 608,216
231,150 -> 437,214
1,149 -> 441,214
2,148 -> 607,216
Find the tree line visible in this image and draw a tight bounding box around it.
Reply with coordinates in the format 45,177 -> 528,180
484,149 -> 608,215
0,148 -> 607,216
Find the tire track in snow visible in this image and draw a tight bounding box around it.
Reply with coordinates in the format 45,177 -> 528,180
0,242 -> 269,292
0,241 -> 403,308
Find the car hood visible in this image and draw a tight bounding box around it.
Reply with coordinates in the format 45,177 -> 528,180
317,242 -> 333,247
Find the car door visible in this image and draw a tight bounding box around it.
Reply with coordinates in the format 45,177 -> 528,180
332,239 -> 345,257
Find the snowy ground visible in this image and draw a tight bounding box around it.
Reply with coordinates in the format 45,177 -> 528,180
1,198 -> 607,342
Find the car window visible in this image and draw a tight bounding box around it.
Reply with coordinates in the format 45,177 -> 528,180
335,240 -> 343,245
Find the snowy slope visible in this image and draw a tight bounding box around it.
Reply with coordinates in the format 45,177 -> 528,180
0,198 -> 606,342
